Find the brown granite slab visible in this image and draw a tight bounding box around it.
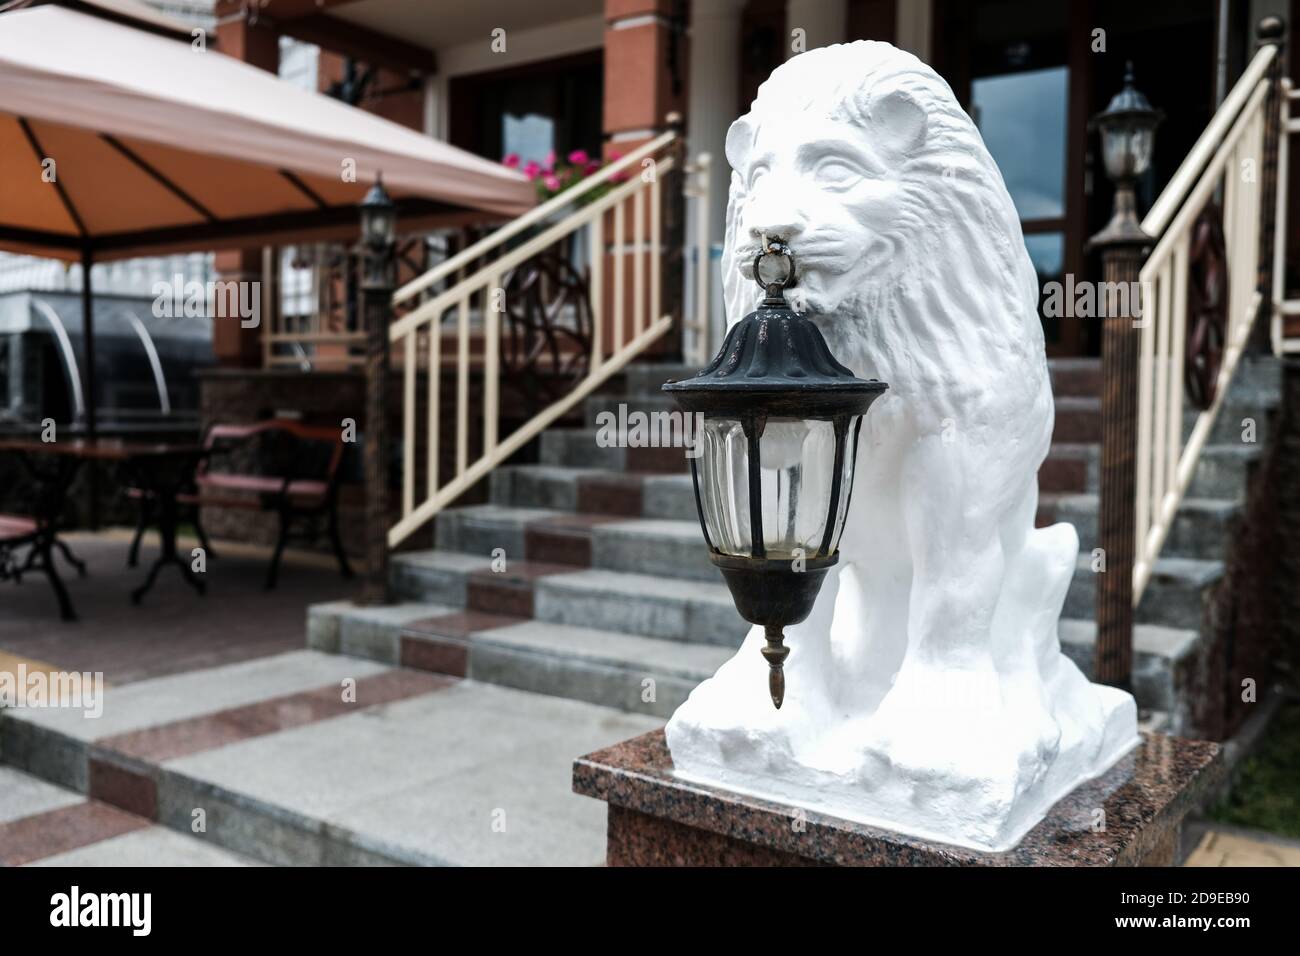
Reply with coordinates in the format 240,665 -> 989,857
94,671 -> 452,764
573,730 -> 1224,867
0,800 -> 150,866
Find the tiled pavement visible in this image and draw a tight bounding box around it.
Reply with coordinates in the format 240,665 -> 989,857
1,650 -> 660,866
1184,826 -> 1300,867
0,767 -> 256,866
0,531 -> 349,685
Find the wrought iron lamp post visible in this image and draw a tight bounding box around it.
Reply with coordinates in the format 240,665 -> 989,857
663,244 -> 887,708
1088,67 -> 1160,692
359,177 -> 396,605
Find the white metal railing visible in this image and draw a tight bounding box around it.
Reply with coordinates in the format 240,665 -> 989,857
261,244 -> 365,370
1132,44 -> 1276,601
387,132 -> 710,546
1273,78 -> 1300,354
683,152 -> 714,366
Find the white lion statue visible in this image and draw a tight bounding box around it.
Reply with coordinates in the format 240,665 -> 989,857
665,41 -> 1139,852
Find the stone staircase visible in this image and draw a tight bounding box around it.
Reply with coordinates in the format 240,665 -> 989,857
310,355 -> 1282,733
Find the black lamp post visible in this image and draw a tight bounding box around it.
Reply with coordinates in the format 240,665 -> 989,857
359,176 -> 396,605
663,244 -> 887,708
1088,66 -> 1160,693
1090,62 -> 1163,245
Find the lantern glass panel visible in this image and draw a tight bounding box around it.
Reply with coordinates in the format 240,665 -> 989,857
1128,124 -> 1154,176
697,416 -> 857,560
829,416 -> 862,552
1100,125 -> 1134,179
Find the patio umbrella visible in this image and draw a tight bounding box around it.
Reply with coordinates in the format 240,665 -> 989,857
0,3 -> 534,435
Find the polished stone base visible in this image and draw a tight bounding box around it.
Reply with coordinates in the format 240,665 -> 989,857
573,730 -> 1223,866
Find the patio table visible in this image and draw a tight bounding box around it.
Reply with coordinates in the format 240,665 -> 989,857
0,438 -> 206,618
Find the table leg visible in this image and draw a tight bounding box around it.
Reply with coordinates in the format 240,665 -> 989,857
129,457 -> 206,605
11,453 -> 81,621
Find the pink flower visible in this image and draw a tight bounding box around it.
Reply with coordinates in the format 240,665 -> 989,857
607,150 -> 623,162
522,160 -> 541,181
543,174 -> 562,192
584,160 -> 601,175
567,149 -> 589,166
544,150 -> 557,170
502,153 -> 520,169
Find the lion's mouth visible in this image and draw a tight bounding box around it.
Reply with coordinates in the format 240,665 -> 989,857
736,237 -> 855,278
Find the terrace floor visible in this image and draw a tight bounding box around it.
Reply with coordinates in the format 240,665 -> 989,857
0,529 -> 352,685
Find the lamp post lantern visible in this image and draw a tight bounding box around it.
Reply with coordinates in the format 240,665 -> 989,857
1089,62 -> 1163,245
663,243 -> 887,708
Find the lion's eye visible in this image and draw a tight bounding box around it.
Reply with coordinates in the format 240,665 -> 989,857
814,158 -> 864,189
749,164 -> 769,189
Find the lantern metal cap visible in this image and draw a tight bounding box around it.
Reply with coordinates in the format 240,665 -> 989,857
361,173 -> 393,210
1089,62 -> 1164,129
663,245 -> 886,415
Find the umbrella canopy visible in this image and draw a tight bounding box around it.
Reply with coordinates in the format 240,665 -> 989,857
0,4 -> 534,262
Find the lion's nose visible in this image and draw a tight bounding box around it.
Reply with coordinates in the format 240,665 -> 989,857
748,220 -> 804,246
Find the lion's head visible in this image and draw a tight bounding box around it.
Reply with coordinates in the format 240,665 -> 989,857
721,41 -> 1042,380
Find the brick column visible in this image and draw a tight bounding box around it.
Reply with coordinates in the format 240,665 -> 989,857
1092,238 -> 1145,691
212,3 -> 280,368
602,1 -> 686,357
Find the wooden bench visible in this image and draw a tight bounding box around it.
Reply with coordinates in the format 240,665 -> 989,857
129,419 -> 354,589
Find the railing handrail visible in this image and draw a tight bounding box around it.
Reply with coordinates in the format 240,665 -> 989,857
1139,77 -> 1272,283
388,158 -> 674,343
392,130 -> 679,307
1142,44 -> 1276,238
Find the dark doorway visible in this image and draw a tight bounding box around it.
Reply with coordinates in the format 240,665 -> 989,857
448,51 -> 604,167
933,0 -> 1224,356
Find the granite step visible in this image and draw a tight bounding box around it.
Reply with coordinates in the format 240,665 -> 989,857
390,549 -> 744,646
435,503 -> 714,581
1034,443 -> 1259,497
584,392 -> 682,429
434,502 -> 1229,623
393,528 -> 1214,650
0,767 -> 259,867
309,602 -> 730,718
1064,553 -> 1223,631
622,362 -> 708,396
539,428 -> 689,473
1039,492 -> 1240,558
1047,358 -> 1101,397
0,649 -> 659,866
490,463 -> 696,520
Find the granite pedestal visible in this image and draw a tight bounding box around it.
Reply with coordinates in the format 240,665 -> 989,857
573,730 -> 1223,866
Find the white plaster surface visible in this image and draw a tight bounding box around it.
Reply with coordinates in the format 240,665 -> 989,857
666,40 -> 1139,852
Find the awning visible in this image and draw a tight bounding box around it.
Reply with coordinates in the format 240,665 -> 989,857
0,4 -> 535,262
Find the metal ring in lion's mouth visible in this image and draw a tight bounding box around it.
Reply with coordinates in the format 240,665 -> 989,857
754,241 -> 797,291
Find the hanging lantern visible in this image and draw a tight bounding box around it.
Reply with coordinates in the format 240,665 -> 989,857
663,243 -> 888,708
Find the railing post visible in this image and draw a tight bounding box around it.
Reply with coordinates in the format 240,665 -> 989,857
1089,146 -> 1154,693
664,112 -> 687,357
1255,16 -> 1287,347
359,180 -> 396,606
